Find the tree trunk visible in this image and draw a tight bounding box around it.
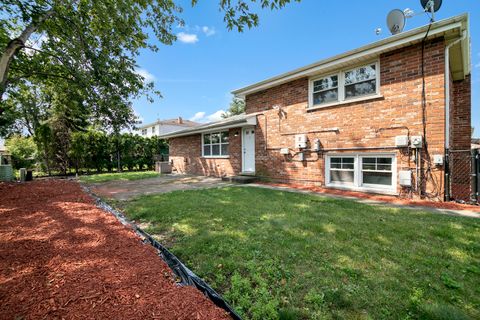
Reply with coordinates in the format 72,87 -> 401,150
116,147 -> 121,172
44,152 -> 51,176
0,10 -> 54,108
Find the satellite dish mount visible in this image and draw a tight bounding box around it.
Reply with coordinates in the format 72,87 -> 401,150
387,9 -> 406,35
421,0 -> 442,22
380,0 -> 442,36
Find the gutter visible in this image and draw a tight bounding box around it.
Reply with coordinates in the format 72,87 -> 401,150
232,14 -> 467,98
445,32 -> 467,149
160,115 -> 257,139
444,32 -> 466,201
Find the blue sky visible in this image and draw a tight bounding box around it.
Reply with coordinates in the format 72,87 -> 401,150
134,0 -> 479,135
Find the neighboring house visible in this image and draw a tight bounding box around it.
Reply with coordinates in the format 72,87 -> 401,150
161,14 -> 472,202
136,117 -> 199,138
0,138 -> 11,165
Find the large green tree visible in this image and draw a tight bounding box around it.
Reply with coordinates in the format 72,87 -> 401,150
1,0 -> 301,174
1,0 -> 300,131
223,96 -> 246,118
0,0 -> 169,131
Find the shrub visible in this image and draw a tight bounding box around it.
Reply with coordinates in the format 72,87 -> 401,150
6,135 -> 37,169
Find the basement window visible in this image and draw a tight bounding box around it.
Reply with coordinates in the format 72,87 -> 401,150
361,157 -> 393,187
309,61 -> 380,108
329,157 -> 354,184
202,131 -> 229,157
326,153 -> 396,193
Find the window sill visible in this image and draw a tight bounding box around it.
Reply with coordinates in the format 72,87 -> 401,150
307,94 -> 383,111
326,183 -> 398,196
201,156 -> 230,159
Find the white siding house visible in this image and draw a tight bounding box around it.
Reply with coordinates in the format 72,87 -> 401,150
137,117 -> 199,138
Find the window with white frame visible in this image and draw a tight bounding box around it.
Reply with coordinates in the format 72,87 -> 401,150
361,157 -> 393,186
202,131 -> 229,157
344,64 -> 377,99
309,61 -> 380,108
151,126 -> 156,134
141,129 -> 147,135
312,74 -> 338,105
329,157 -> 354,184
326,154 -> 395,192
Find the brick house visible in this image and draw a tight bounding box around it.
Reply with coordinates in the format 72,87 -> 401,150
161,14 -> 472,202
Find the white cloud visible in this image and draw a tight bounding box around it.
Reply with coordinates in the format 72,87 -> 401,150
206,110 -> 226,122
189,110 -> 226,123
177,32 -> 199,44
189,111 -> 206,122
135,68 -> 156,83
202,26 -> 216,37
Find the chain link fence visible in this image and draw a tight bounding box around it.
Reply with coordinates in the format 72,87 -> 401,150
448,149 -> 476,203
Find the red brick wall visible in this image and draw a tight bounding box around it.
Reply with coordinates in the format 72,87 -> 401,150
169,128 -> 242,176
450,74 -> 471,149
449,74 -> 472,201
246,38 -> 447,200
168,37 -> 471,201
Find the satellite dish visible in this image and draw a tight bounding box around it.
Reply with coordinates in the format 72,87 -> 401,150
421,0 -> 442,12
387,9 -> 406,35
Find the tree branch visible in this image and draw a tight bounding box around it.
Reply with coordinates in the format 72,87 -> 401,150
13,71 -> 73,82
0,9 -> 55,106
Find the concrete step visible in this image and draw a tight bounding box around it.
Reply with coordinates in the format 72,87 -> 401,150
222,175 -> 259,184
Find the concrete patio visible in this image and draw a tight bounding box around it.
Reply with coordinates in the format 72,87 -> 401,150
87,174 -> 232,201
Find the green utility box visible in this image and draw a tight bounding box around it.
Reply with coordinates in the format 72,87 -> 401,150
0,165 -> 13,181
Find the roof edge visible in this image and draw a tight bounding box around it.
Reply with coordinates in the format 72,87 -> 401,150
159,115 -> 258,139
232,13 -> 468,98
136,119 -> 200,130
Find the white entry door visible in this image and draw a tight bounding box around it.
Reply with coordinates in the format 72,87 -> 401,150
242,127 -> 255,173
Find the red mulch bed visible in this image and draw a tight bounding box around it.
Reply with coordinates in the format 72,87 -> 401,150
0,180 -> 231,320
258,182 -> 480,212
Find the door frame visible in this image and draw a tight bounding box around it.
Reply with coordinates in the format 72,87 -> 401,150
241,126 -> 256,173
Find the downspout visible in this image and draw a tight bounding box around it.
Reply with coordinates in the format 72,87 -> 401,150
444,32 -> 466,201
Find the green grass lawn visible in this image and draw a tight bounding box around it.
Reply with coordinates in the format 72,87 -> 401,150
120,187 -> 480,320
79,170 -> 159,183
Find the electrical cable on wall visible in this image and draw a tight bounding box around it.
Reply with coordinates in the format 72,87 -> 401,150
419,21 -> 441,199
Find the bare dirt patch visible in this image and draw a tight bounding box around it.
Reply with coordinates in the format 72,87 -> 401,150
0,180 -> 230,320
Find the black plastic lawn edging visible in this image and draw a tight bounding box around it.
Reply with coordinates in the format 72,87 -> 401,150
81,186 -> 242,320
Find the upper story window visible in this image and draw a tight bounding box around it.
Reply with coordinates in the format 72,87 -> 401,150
312,75 -> 338,105
151,126 -> 156,134
344,64 -> 377,99
309,61 -> 380,109
141,129 -> 147,135
202,131 -> 229,157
